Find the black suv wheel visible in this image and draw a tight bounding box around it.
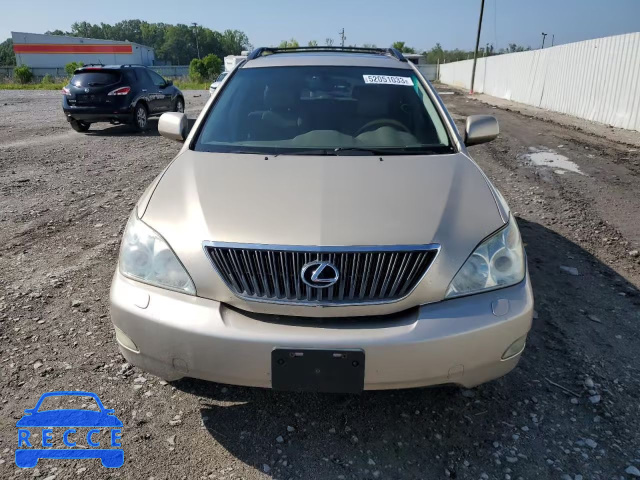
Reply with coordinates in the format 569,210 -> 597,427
133,103 -> 148,131
174,97 -> 185,113
69,120 -> 91,132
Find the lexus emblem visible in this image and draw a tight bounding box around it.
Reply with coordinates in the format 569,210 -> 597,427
301,261 -> 339,288
84,88 -> 90,93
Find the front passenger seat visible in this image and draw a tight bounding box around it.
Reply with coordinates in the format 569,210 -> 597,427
248,85 -> 303,140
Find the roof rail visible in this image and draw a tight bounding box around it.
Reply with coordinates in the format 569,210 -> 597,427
246,46 -> 408,62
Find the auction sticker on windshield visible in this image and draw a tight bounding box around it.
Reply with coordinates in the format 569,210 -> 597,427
362,75 -> 413,85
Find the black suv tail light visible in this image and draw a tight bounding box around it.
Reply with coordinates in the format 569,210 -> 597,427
108,86 -> 131,96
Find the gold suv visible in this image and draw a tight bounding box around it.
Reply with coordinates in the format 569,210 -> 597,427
110,47 -> 533,393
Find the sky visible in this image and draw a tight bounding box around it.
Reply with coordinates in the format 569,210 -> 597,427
2,0 -> 640,52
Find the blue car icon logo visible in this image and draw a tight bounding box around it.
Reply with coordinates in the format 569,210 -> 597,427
16,391 -> 124,468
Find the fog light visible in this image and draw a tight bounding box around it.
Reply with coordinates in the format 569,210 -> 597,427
115,326 -> 139,353
502,335 -> 527,360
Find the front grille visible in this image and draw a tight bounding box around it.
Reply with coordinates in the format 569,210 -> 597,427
205,243 -> 439,305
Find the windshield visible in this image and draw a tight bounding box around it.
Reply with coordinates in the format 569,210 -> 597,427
194,65 -> 453,155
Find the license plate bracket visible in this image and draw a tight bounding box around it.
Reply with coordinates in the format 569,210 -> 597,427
272,348 -> 365,393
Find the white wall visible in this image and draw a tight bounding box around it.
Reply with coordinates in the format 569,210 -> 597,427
416,64 -> 437,81
439,33 -> 640,132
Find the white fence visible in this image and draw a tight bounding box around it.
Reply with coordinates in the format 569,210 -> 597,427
0,65 -> 190,81
439,32 -> 640,132
417,64 -> 437,81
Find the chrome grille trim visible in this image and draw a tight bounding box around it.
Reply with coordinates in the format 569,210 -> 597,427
203,241 -> 440,306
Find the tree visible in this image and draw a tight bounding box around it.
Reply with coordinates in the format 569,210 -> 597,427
37,20 -> 251,64
325,38 -> 334,46
65,61 -> 84,76
423,43 -> 444,63
278,38 -> 299,48
391,41 -> 416,54
221,29 -> 250,55
308,40 -> 318,47
503,43 -> 531,53
189,58 -> 207,82
202,53 -> 222,78
0,39 -> 16,65
189,53 -> 222,81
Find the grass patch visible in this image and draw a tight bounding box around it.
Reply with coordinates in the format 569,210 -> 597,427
0,83 -> 65,90
174,81 -> 209,90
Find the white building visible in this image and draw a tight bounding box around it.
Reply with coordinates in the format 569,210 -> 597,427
11,31 -> 155,68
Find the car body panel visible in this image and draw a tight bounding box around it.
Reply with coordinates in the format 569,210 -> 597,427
111,269 -> 533,389
244,53 -> 415,69
141,150 -> 505,316
209,72 -> 229,95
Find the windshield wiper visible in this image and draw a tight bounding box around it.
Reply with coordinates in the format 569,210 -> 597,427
335,146 -> 453,155
333,147 -> 392,155
273,149 -> 336,157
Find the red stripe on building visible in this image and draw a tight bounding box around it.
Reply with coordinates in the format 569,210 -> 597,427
13,44 -> 133,54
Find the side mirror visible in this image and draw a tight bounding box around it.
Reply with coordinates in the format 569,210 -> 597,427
165,79 -> 173,86
464,115 -> 499,146
158,112 -> 188,141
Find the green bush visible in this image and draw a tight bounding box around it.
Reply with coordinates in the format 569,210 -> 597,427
189,54 -> 222,82
65,61 -> 84,77
41,74 -> 55,84
189,58 -> 206,82
14,65 -> 33,84
202,54 -> 222,78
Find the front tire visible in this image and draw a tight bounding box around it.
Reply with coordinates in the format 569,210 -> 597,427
174,97 -> 184,113
133,103 -> 148,131
69,120 -> 90,132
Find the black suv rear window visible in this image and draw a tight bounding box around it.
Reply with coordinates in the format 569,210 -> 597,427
71,71 -> 121,87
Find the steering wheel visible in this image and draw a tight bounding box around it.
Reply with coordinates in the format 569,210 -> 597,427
356,119 -> 411,136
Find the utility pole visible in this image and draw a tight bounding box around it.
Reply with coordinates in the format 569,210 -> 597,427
339,28 -> 346,47
470,0 -> 485,94
551,34 -> 555,47
192,22 -> 201,59
541,32 -> 547,49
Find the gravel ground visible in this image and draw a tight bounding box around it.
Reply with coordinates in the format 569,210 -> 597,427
0,89 -> 639,480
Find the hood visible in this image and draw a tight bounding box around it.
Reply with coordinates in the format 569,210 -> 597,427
141,150 -> 505,316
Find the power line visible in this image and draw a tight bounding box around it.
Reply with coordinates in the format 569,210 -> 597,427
470,0 -> 485,94
493,0 -> 498,51
192,22 -> 201,59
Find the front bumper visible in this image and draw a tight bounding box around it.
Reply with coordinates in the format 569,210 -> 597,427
110,271 -> 533,390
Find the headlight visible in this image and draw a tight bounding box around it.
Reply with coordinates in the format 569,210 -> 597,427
445,215 -> 525,298
119,213 -> 195,295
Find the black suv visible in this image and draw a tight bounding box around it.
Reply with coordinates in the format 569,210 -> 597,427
62,65 -> 184,132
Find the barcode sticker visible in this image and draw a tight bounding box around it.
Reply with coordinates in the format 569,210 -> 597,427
362,75 -> 413,86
